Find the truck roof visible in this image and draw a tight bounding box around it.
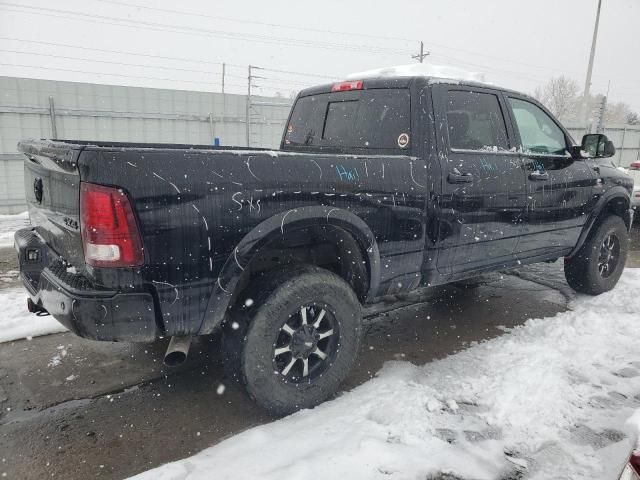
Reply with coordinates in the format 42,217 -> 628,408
298,76 -> 526,98
298,63 -> 528,99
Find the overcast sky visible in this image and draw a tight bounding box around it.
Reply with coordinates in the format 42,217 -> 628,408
0,0 -> 638,112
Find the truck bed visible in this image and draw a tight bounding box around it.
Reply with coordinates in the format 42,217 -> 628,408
17,138 -> 425,340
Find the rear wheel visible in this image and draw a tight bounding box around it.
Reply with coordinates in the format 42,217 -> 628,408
223,265 -> 362,415
564,215 -> 628,295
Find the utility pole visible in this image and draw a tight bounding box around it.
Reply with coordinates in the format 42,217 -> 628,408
48,96 -> 57,138
595,95 -> 607,133
411,41 -> 430,63
246,65 -> 264,147
581,0 -> 602,132
595,80 -> 611,134
221,63 -> 226,94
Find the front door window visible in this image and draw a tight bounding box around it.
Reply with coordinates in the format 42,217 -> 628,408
508,98 -> 567,155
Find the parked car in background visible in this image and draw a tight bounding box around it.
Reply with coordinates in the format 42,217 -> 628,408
618,448 -> 640,480
627,162 -> 640,212
15,73 -> 634,414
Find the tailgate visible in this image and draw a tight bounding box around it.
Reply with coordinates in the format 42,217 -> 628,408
18,140 -> 85,268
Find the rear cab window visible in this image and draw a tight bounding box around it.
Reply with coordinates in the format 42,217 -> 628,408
284,87 -> 411,153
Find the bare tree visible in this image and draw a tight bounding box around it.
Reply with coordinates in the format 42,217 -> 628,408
627,111 -> 640,125
533,76 -> 580,122
534,76 -> 640,127
604,100 -> 635,124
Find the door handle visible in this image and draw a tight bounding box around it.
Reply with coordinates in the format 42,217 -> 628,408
447,170 -> 473,184
528,170 -> 549,181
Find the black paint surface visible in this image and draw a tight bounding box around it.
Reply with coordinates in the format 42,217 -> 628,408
16,76 -> 634,341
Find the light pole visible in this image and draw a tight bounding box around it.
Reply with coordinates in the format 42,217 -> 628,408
581,0 -> 603,132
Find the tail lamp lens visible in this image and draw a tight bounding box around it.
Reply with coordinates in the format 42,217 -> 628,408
331,80 -> 363,92
80,182 -> 144,267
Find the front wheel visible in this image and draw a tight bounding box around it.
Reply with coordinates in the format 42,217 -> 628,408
564,215 -> 629,295
224,265 -> 362,415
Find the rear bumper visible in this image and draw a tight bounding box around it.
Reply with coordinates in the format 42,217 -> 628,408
14,228 -> 160,342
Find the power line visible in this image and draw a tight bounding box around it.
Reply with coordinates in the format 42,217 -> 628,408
1,14 -> 636,106
95,0 -> 416,44
428,52 -> 551,85
102,0 -> 630,90
258,77 -> 321,88
0,36 -> 241,68
3,3 -> 637,91
259,67 -> 338,81
0,63 -> 247,89
0,37 -> 338,81
0,48 -> 231,77
422,38 -> 638,87
0,3 -> 410,56
257,77 -> 340,91
0,33 -> 543,89
5,5 -> 632,93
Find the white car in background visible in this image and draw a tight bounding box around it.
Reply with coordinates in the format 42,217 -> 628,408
628,161 -> 640,211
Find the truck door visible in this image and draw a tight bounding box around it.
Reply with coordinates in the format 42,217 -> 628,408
505,95 -> 595,257
432,85 -> 526,274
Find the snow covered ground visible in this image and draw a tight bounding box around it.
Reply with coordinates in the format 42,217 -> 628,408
0,288 -> 67,343
131,269 -> 640,480
0,212 -> 68,342
0,211 -> 29,247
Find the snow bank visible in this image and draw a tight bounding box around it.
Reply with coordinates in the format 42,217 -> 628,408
347,63 -> 487,83
131,269 -> 640,480
0,211 -> 29,247
0,288 -> 67,343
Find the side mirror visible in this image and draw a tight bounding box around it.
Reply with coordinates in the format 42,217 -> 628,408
581,134 -> 616,158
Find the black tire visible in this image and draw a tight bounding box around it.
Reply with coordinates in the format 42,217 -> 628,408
564,215 -> 628,295
223,265 -> 362,415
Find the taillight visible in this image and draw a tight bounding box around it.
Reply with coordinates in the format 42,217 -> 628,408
630,450 -> 640,475
80,182 -> 144,267
331,80 -> 363,92
629,162 -> 640,170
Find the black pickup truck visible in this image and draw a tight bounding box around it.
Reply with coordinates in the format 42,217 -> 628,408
15,76 -> 634,414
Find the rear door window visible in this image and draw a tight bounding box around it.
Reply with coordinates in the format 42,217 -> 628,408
285,89 -> 411,151
446,90 -> 509,151
355,90 -> 411,149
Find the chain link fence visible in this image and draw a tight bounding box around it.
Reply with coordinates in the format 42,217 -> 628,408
566,125 -> 640,168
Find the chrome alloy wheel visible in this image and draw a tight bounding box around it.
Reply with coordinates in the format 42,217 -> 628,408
598,233 -> 620,278
273,305 -> 338,383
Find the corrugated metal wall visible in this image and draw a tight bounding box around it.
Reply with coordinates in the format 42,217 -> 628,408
3,76 -> 638,214
0,76 -> 292,213
566,125 -> 640,168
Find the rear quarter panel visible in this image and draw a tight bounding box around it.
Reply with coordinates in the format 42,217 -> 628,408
79,147 -> 434,335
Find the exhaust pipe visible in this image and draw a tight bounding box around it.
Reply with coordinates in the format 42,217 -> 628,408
164,335 -> 192,367
27,298 -> 49,316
